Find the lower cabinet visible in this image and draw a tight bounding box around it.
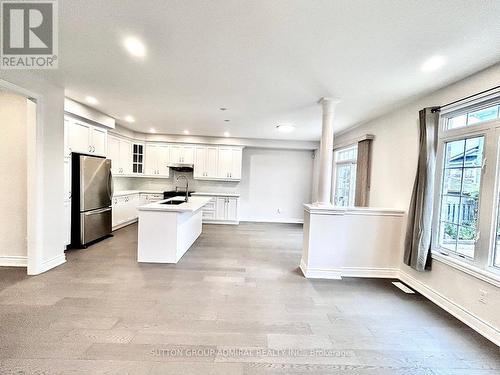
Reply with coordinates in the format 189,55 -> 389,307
139,193 -> 163,205
200,195 -> 239,224
111,192 -> 238,229
112,193 -> 139,230
112,193 -> 163,230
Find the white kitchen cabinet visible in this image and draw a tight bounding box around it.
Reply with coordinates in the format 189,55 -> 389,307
170,144 -> 195,164
67,118 -> 90,154
132,143 -> 145,175
108,135 -> 132,175
226,197 -> 238,221
201,195 -> 239,224
194,146 -> 218,179
64,117 -> 71,157
107,136 -> 120,173
215,197 -> 238,221
145,143 -> 170,177
215,197 -> 226,221
65,116 -> 107,156
91,127 -> 107,156
112,193 -> 140,230
119,140 -> 133,175
126,194 -> 139,221
217,147 -> 243,180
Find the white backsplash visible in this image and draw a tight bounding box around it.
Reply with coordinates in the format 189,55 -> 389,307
113,171 -> 240,194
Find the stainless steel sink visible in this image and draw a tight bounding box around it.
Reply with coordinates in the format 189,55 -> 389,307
160,200 -> 186,205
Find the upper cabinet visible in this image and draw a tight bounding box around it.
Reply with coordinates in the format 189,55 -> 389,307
108,135 -> 132,175
65,116 -> 107,156
217,147 -> 243,180
132,143 -> 145,174
91,127 -> 107,156
170,144 -> 195,164
145,143 -> 170,177
194,146 -> 218,179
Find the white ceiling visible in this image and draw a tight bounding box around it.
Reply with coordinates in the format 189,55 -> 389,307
44,0 -> 500,140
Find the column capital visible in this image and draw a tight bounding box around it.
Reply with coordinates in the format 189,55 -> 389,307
318,97 -> 341,113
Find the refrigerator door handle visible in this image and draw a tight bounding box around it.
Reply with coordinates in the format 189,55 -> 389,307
107,170 -> 114,200
84,207 -> 112,216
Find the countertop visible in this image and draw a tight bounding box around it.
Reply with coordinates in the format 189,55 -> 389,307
138,196 -> 213,213
114,190 -> 240,198
303,203 -> 406,217
113,190 -> 162,197
191,192 -> 240,197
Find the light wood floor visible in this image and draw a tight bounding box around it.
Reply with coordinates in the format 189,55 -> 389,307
0,223 -> 498,374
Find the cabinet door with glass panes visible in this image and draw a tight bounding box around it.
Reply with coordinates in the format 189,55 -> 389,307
132,143 -> 144,175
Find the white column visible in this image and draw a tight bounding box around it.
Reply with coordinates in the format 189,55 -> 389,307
316,97 -> 339,205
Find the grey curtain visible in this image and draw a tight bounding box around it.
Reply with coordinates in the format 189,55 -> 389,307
355,139 -> 372,207
404,107 -> 440,271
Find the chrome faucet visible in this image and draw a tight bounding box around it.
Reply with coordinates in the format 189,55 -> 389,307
176,175 -> 189,202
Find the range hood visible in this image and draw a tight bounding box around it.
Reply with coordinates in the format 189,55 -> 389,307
168,163 -> 194,172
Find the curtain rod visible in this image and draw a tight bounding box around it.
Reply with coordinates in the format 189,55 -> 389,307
437,85 -> 500,111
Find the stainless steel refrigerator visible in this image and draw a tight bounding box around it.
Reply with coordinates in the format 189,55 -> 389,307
71,153 -> 113,248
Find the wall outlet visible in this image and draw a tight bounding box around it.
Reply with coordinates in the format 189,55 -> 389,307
479,289 -> 488,304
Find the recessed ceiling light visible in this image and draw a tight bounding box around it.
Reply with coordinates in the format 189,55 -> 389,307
224,131 -> 230,137
183,130 -> 190,135
85,96 -> 98,105
219,107 -> 228,111
149,128 -> 156,133
123,37 -> 146,58
421,55 -> 446,72
276,124 -> 295,133
124,115 -> 135,123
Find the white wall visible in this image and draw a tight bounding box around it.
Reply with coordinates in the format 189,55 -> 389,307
335,63 -> 500,342
239,148 -> 314,223
1,73 -> 66,274
0,92 -> 28,264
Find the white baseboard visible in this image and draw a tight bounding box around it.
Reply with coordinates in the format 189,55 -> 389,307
300,260 -> 399,280
299,259 -> 342,279
0,255 -> 28,267
399,270 -> 500,347
33,253 -> 66,275
240,218 -> 304,224
112,218 -> 138,231
203,220 -> 239,225
341,267 -> 400,278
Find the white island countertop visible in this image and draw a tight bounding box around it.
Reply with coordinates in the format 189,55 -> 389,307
114,190 -> 162,197
191,192 -> 240,197
138,196 -> 212,213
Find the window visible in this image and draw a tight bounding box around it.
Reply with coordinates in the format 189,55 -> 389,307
333,145 -> 357,207
446,104 -> 500,130
434,95 -> 500,277
495,193 -> 500,268
438,137 -> 483,258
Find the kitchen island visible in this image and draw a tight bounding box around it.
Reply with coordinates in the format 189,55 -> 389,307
137,196 -> 212,263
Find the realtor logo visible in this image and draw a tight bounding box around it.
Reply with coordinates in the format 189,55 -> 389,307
1,0 -> 58,69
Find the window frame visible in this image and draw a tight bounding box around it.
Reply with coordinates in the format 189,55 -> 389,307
432,106 -> 500,278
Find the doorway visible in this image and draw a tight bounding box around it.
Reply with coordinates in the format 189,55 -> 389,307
0,87 -> 38,274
